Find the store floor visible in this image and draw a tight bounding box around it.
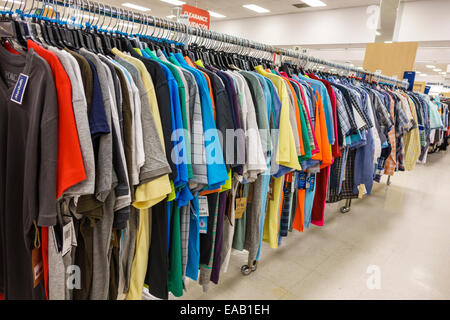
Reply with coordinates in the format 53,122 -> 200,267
178,151 -> 450,300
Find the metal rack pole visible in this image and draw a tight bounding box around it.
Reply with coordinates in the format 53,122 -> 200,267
29,0 -> 409,88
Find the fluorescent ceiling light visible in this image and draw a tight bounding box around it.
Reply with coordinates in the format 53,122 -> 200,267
357,67 -> 364,70
166,15 -> 176,19
243,4 -> 270,13
384,41 -> 392,43
300,0 -> 327,7
375,31 -> 381,36
420,74 -> 427,77
440,72 -> 446,75
426,65 -> 435,68
433,68 -> 442,72
122,3 -> 151,11
208,10 -> 226,18
415,71 -> 421,74
160,0 -> 185,5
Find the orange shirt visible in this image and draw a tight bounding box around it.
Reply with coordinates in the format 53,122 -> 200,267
284,79 -> 305,156
310,92 -> 332,168
28,40 -> 86,300
28,40 -> 86,198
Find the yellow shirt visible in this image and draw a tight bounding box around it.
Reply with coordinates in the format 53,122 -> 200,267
126,208 -> 151,300
263,176 -> 284,248
255,66 -> 301,171
112,48 -> 169,300
111,48 -> 172,209
254,66 -> 300,248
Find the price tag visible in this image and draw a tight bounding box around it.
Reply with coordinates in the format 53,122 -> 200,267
309,175 -> 315,191
235,197 -> 247,220
62,221 -> 73,257
268,178 -> 275,200
358,184 -> 367,199
10,73 -> 29,105
198,196 -> 209,217
298,173 -> 307,189
32,247 -> 43,288
199,217 -> 207,234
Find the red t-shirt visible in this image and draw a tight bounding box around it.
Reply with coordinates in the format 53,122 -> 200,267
27,40 -> 86,299
27,40 -> 86,198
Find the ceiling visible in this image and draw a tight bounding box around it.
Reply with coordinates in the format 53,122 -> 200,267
102,0 -> 417,22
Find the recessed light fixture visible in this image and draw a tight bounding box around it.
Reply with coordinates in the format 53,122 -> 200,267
166,15 -> 176,19
415,71 -> 421,74
375,31 -> 381,36
121,3 -> 151,11
160,0 -> 185,5
208,10 -> 226,18
357,67 -> 364,70
433,68 -> 442,72
420,74 -> 427,77
440,72 -> 446,75
300,0 -> 327,7
426,65 -> 436,69
384,41 -> 393,43
243,4 -> 270,13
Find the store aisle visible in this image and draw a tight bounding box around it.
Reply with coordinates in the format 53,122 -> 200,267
179,150 -> 450,300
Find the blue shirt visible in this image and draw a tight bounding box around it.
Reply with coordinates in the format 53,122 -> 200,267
173,53 -> 228,189
297,74 -> 335,145
140,50 -> 192,206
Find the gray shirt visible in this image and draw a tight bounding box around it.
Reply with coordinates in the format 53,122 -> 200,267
50,47 -> 96,197
115,56 -> 172,183
79,48 -> 113,203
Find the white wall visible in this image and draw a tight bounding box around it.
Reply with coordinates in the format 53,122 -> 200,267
396,0 -> 450,42
211,6 -> 376,46
211,0 -> 450,46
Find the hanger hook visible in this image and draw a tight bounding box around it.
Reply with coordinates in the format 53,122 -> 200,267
148,15 -> 155,38
104,4 -> 112,32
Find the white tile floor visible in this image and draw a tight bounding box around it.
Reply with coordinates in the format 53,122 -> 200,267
179,150 -> 450,300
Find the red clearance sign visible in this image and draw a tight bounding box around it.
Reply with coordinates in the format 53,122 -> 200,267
181,4 -> 210,30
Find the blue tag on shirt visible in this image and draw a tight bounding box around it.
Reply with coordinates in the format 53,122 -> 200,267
199,216 -> 208,234
297,173 -> 307,189
309,175 -> 315,191
10,73 -> 29,105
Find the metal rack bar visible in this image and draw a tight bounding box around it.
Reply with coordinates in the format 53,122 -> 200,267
20,0 -> 408,88
276,48 -> 409,88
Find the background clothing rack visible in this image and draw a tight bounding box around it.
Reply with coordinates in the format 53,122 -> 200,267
276,48 -> 409,88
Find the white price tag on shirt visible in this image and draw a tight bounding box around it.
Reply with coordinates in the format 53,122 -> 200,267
198,196 -> 209,217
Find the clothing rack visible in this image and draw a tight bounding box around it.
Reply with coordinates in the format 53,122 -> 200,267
16,0 -> 407,89
277,48 -> 409,88
9,0 -> 407,279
